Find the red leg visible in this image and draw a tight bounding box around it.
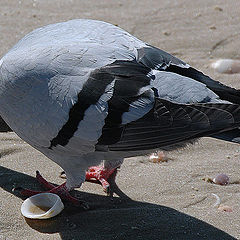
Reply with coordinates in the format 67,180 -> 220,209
85,166 -> 118,194
13,172 -> 89,209
36,171 -> 56,190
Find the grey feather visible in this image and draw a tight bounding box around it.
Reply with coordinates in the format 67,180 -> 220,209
0,19 -> 240,189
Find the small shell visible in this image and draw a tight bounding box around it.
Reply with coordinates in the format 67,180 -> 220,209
218,205 -> 233,212
213,173 -> 230,185
149,151 -> 166,163
211,59 -> 240,74
212,193 -> 221,207
21,193 -> 64,219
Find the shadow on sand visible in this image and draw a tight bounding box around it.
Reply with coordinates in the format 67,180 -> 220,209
0,166 -> 236,240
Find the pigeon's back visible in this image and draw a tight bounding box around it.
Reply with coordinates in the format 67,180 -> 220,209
0,19 -> 146,154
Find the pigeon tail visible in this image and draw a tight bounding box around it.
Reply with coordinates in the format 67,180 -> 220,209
212,128 -> 240,144
106,99 -> 240,151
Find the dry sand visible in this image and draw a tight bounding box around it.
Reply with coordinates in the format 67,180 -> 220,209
0,0 -> 240,239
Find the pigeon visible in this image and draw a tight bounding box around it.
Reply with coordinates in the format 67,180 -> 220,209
1,19 -> 240,206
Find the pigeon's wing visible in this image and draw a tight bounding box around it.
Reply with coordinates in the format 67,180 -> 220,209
104,99 -> 240,151
49,60 -> 154,149
92,59 -> 240,151
137,45 -> 240,104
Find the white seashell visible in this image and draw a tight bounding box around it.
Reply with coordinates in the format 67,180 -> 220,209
21,193 -> 64,219
212,193 -> 221,207
149,153 -> 159,160
211,59 -> 240,74
149,151 -> 166,163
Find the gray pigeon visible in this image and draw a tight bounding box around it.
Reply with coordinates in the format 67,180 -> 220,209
0,19 -> 240,205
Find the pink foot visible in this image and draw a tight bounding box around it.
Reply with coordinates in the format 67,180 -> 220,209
85,166 -> 117,194
13,171 -> 89,209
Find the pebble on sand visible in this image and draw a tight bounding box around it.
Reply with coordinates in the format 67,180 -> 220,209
211,59 -> 240,74
149,151 -> 167,163
213,173 -> 230,185
218,205 -> 233,212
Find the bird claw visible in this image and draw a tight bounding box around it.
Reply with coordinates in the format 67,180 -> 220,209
36,170 -> 56,190
13,171 -> 88,209
85,166 -> 118,195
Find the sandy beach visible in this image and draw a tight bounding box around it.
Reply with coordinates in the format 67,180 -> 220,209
0,0 -> 240,239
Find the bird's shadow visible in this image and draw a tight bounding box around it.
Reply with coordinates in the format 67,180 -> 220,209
0,166 -> 236,240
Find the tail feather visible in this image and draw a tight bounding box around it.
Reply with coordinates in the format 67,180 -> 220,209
212,128 -> 240,144
107,98 -> 240,151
